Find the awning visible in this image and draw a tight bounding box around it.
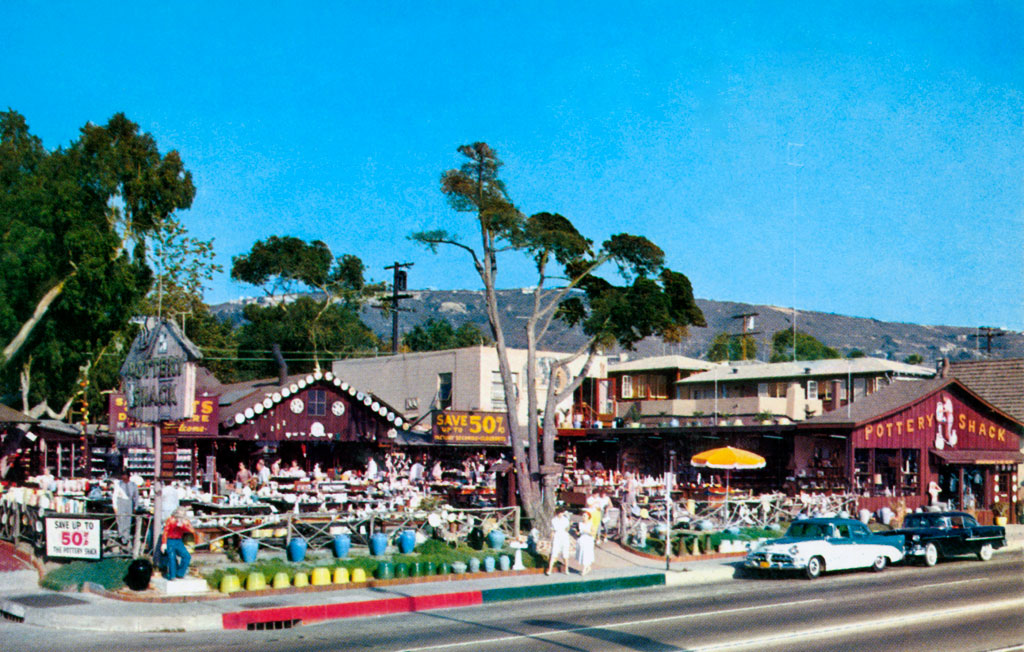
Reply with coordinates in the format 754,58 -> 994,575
931,449 -> 1024,465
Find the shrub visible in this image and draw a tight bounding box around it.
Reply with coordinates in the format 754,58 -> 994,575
41,558 -> 133,592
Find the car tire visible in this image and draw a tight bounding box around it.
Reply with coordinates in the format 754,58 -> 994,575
977,543 -> 994,562
805,556 -> 824,580
923,543 -> 938,567
871,555 -> 887,572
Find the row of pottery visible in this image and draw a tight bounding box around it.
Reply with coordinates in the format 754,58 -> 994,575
240,530 -> 507,562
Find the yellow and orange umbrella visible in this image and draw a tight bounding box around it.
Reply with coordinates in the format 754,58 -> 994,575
691,446 -> 766,512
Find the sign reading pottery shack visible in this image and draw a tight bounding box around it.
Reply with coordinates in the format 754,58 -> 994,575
119,319 -> 202,422
45,516 -> 101,560
432,410 -> 510,446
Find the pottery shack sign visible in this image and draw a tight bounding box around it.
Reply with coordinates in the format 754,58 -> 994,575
432,410 -> 510,446
120,319 -> 200,423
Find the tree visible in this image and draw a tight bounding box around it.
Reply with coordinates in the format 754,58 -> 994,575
769,329 -> 840,362
231,236 -> 383,371
708,332 -> 757,361
234,297 -> 382,379
903,353 -> 924,365
0,111 -> 195,417
404,318 -> 489,352
412,142 -> 705,526
846,349 -> 866,358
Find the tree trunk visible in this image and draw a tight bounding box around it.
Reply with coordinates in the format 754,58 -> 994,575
2,275 -> 72,368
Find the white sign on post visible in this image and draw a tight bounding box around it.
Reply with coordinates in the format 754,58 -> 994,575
45,517 -> 102,560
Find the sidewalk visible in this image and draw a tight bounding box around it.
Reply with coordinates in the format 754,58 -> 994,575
2,525 -> 1021,633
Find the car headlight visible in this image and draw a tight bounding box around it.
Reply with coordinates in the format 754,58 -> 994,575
789,545 -> 799,555
912,534 -> 920,542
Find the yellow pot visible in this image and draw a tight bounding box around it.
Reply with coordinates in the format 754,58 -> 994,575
310,567 -> 331,586
219,574 -> 241,594
333,567 -> 350,584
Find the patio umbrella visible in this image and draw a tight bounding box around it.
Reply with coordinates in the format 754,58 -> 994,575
690,446 -> 766,518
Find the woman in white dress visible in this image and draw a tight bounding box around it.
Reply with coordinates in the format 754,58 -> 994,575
546,507 -> 572,575
576,508 -> 596,575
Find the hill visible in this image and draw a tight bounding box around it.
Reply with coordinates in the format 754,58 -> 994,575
211,289 -> 1023,364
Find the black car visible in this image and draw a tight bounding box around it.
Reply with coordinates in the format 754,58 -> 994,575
886,511 -> 1006,566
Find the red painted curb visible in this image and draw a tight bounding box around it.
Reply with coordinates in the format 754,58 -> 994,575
221,590 -> 483,629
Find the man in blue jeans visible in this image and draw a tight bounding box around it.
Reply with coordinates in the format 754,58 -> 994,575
160,507 -> 196,579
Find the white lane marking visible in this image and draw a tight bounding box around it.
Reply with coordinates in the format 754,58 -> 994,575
399,599 -> 823,652
688,597 -> 1024,651
913,577 -> 987,590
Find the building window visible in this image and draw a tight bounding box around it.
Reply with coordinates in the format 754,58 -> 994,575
438,373 -> 452,410
308,389 -> 326,416
758,383 -> 769,398
649,375 -> 668,399
620,375 -> 633,399
807,380 -> 818,400
854,377 -> 866,399
490,370 -> 518,411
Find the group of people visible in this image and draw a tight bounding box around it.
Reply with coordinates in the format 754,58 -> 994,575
546,489 -> 613,576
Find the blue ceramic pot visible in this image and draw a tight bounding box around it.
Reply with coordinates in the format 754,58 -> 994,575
468,557 -> 481,573
287,537 -> 307,562
239,538 -> 259,564
486,530 -> 506,550
398,529 -> 416,554
370,532 -> 388,556
483,556 -> 496,573
498,555 -> 511,571
332,534 -> 351,558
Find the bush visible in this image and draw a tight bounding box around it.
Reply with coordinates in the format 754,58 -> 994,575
41,558 -> 133,592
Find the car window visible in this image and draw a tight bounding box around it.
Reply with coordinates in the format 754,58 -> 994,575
788,522 -> 823,537
836,525 -> 851,538
963,515 -> 978,527
850,524 -> 869,537
950,516 -> 964,528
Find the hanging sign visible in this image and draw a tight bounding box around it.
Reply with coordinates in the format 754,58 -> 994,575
432,410 -> 510,446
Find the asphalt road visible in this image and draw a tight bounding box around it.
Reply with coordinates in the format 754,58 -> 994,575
3,554 -> 1022,652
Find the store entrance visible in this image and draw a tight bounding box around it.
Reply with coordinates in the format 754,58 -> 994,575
937,465 -> 986,511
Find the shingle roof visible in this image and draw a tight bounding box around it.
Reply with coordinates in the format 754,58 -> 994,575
950,358 -> 1024,423
801,375 -> 1024,429
0,404 -> 35,424
802,377 -> 951,426
677,357 -> 935,384
608,354 -> 715,374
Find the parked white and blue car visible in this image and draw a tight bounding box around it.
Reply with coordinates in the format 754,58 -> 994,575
745,518 -> 905,579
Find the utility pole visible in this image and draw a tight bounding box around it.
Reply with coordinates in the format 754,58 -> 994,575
729,312 -> 762,361
970,326 -> 1005,355
385,262 -> 414,353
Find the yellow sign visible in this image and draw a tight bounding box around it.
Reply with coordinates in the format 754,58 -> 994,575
433,410 -> 510,446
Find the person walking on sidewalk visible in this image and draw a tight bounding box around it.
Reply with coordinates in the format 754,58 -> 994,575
546,506 -> 572,575
113,472 -> 139,545
161,507 -> 197,580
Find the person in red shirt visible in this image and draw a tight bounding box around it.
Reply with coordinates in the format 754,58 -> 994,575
161,507 -> 197,579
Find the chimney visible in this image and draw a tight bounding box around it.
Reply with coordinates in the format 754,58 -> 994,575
272,343 -> 288,385
937,358 -> 949,378
831,380 -> 842,412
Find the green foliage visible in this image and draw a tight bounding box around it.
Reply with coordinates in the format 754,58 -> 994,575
846,349 -> 866,358
41,558 -> 132,591
708,332 -> 757,361
770,329 -> 840,362
404,318 -> 489,352
903,353 -> 924,365
1,110 -> 194,414
234,297 -> 382,379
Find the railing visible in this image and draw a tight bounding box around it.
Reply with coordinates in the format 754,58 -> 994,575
1,499 -> 519,560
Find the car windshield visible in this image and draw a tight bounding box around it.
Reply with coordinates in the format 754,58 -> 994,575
904,514 -> 946,528
787,522 -> 826,538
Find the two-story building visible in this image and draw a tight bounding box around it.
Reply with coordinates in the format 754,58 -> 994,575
612,357 -> 935,426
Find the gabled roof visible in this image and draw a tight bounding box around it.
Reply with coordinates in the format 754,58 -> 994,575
219,370 -> 409,431
677,357 -> 935,384
950,358 -> 1024,422
800,376 -> 1024,429
608,354 -> 715,374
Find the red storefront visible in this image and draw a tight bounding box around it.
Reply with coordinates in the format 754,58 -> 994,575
801,377 -> 1023,523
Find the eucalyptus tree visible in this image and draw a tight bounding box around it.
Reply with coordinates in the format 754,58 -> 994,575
0,110 -> 195,417
412,143 -> 705,523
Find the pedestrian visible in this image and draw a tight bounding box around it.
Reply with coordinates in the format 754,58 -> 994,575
160,507 -> 197,580
256,459 -> 271,487
576,512 -> 595,576
546,506 -> 572,575
112,472 -> 139,544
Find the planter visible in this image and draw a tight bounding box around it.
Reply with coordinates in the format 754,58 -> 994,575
332,534 -> 351,558
398,529 -> 416,554
239,537 -> 259,564
286,537 -> 307,562
483,556 -> 496,572
486,529 -> 506,550
394,562 -> 409,578
451,561 -> 467,574
498,555 -> 511,571
995,516 -> 1008,526
468,557 -> 481,573
370,532 -> 388,556
437,562 -> 451,575
376,561 -> 394,580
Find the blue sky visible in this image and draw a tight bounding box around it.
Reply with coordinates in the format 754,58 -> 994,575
3,2 -> 1022,330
